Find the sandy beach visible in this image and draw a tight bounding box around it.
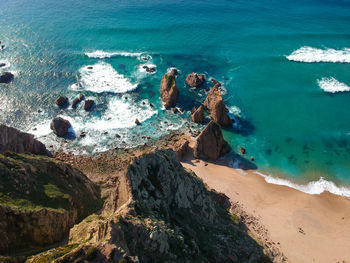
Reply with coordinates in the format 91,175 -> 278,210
182,156 -> 350,263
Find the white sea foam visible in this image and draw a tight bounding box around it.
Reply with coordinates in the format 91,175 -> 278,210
70,63 -> 138,93
85,50 -> 143,59
286,46 -> 350,63
254,171 -> 350,197
317,77 -> 350,93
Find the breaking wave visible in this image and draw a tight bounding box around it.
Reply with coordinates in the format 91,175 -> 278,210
286,46 -> 350,63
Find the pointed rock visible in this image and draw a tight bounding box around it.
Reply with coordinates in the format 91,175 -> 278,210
191,105 -> 205,124
193,121 -> 230,160
160,71 -> 179,109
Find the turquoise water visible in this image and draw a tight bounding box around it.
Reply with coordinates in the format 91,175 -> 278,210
1,0 -> 350,191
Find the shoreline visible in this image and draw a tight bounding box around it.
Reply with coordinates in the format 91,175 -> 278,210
181,153 -> 350,263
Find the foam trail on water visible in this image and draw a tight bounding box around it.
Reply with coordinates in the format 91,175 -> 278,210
70,62 -> 137,93
317,77 -> 350,93
286,46 -> 350,63
254,172 -> 350,197
86,50 -> 143,59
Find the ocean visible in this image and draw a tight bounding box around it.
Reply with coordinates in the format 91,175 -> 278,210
1,0 -> 350,195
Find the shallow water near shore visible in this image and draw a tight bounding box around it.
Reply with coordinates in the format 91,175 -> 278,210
1,0 -> 350,192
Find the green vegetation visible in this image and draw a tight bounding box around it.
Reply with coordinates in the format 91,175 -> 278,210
25,244 -> 79,263
85,246 -> 98,260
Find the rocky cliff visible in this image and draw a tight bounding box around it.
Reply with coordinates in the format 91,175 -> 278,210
27,149 -> 270,263
0,151 -> 102,256
0,125 -> 49,156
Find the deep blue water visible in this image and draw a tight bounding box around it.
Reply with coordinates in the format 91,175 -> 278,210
1,0 -> 350,192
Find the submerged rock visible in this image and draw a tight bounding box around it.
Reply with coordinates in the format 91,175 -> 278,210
0,72 -> 14,84
0,124 -> 48,156
186,72 -> 205,88
0,152 -> 101,255
55,96 -> 68,108
50,117 -> 71,137
0,63 -> 6,68
193,120 -> 230,160
203,86 -> 232,126
160,70 -> 179,109
191,105 -> 205,124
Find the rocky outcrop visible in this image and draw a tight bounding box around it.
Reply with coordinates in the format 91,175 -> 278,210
169,138 -> 189,160
29,149 -> 268,263
72,94 -> 85,109
193,121 -> 230,160
160,71 -> 179,109
50,117 -> 71,137
0,72 -> 14,84
191,105 -> 205,124
203,86 -> 232,126
0,125 -> 48,156
55,96 -> 68,108
186,72 -> 205,88
0,151 -> 101,255
84,100 -> 94,111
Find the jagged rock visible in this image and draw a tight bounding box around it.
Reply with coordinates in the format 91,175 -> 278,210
0,125 -> 48,156
0,152 -> 101,255
186,72 -> 205,87
50,117 -> 71,137
193,121 -> 230,160
191,105 -> 205,124
172,107 -> 179,114
203,86 -> 232,126
55,96 -> 68,108
160,71 -> 179,109
0,72 -> 14,84
58,149 -> 267,263
84,100 -> 94,111
211,78 -> 221,88
72,98 -> 80,109
170,138 -> 189,160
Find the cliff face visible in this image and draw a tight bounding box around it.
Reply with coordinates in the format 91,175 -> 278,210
28,149 -> 269,263
0,152 -> 102,255
0,125 -> 49,156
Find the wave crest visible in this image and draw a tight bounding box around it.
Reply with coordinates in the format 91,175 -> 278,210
86,50 -> 143,59
286,46 -> 350,63
317,77 -> 350,93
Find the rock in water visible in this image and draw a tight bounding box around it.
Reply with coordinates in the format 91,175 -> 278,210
84,99 -> 94,111
191,105 -> 205,124
72,98 -> 81,109
0,63 -> 6,68
160,71 -> 179,109
203,86 -> 232,126
0,152 -> 101,254
50,117 -> 71,137
193,120 -> 230,160
55,96 -> 68,108
0,124 -> 48,156
186,72 -> 205,87
0,72 -> 14,84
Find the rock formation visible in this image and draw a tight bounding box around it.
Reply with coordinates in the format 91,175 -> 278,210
160,70 -> 179,109
84,100 -> 94,111
27,149 -> 268,263
0,72 -> 14,84
50,117 -> 71,137
186,72 -> 205,87
203,86 -> 232,126
191,105 -> 205,124
0,151 -> 101,255
193,121 -> 230,160
0,125 -> 48,156
55,96 -> 68,108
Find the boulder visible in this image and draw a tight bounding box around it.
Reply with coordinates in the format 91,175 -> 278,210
0,72 -> 14,84
191,105 -> 205,124
203,86 -> 232,126
0,63 -> 6,68
50,117 -> 71,137
0,125 -> 48,156
160,71 -> 179,109
55,96 -> 68,108
72,98 -> 80,109
84,100 -> 94,111
193,121 -> 230,160
135,119 -> 140,125
186,72 -> 205,88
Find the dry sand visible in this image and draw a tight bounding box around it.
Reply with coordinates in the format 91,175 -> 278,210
182,156 -> 350,263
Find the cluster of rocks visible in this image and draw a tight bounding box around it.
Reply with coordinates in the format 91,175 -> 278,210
142,64 -> 156,73
55,94 -> 94,111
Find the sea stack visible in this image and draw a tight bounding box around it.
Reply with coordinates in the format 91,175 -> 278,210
193,120 -> 230,160
203,86 -> 232,126
50,117 -> 71,137
160,69 -> 179,109
191,105 -> 205,124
